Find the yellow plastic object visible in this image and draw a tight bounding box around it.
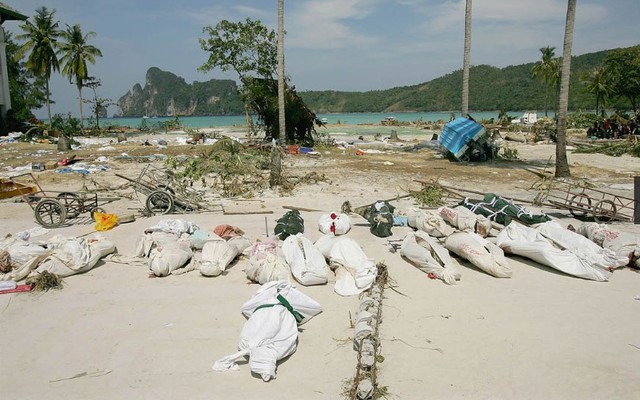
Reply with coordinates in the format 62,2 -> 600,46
94,212 -> 119,231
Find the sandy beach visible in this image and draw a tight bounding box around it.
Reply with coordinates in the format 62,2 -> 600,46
1,126 -> 639,399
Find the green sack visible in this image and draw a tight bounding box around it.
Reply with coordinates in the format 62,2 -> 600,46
367,200 -> 395,238
274,209 -> 304,240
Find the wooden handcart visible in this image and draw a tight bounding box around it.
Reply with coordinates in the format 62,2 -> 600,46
115,164 -> 205,216
541,179 -> 634,222
9,172 -> 120,228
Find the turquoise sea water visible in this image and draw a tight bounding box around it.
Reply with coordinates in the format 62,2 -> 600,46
97,111 -> 537,130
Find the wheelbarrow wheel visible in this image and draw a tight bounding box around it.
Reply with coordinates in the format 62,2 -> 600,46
146,191 -> 174,215
593,200 -> 617,222
35,199 -> 67,228
569,194 -> 591,217
57,192 -> 80,218
91,207 -> 106,221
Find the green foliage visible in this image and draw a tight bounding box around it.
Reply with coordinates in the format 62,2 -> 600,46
499,145 -> 520,160
166,137 -> 267,197
49,113 -> 81,140
198,18 -> 277,80
244,78 -> 319,144
604,46 -> 640,112
411,185 -> 445,207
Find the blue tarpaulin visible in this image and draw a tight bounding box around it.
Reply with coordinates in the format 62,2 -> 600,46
439,117 -> 486,160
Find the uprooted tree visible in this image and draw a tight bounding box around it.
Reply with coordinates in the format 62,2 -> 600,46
198,18 -> 320,145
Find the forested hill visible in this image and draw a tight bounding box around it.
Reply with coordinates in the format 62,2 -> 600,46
301,47 -> 631,113
116,46 -> 635,117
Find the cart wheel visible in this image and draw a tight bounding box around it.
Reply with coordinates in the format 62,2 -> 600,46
569,194 -> 592,217
57,192 -> 80,218
593,200 -> 617,222
35,199 -> 67,228
90,207 -> 106,221
146,191 -> 174,215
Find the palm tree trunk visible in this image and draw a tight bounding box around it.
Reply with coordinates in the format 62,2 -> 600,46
555,0 -> 576,178
461,0 -> 472,117
277,0 -> 286,142
272,0 -> 285,188
45,79 -> 52,123
77,82 -> 84,130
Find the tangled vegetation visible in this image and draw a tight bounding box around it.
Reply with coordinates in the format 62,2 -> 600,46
411,185 -> 445,207
573,137 -> 640,157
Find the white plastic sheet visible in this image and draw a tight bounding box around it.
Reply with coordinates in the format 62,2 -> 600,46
198,235 -> 251,277
213,281 -> 322,381
148,240 -> 193,277
576,222 -> 639,267
282,233 -> 328,286
246,238 -> 290,284
314,235 -> 377,296
445,231 -> 512,278
439,205 -> 492,237
30,235 -> 116,278
399,231 -> 462,284
496,221 -> 616,281
414,211 -> 454,238
318,212 -> 352,235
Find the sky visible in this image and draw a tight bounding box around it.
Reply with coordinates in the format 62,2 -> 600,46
6,0 -> 640,119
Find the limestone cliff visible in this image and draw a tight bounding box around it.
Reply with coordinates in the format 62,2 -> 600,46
116,67 -> 244,117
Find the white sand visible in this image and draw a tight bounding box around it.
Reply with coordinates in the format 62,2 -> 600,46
1,130 -> 640,399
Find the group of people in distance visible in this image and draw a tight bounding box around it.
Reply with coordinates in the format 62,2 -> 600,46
587,115 -> 639,139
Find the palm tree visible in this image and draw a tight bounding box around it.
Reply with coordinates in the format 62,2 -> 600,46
15,6 -> 61,123
531,46 -> 559,117
461,0 -> 472,117
271,0 -> 285,187
583,66 -> 612,117
58,23 -> 102,129
555,0 -> 576,178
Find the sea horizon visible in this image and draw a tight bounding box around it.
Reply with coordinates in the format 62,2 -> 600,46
92,111 -> 554,130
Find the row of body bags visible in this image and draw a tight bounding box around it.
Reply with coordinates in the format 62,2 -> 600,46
0,234 -> 116,282
130,216 -> 378,296
399,205 -> 634,283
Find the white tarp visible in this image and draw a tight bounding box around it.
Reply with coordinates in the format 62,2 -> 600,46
314,235 -> 377,296
318,212 -> 352,235
496,221 -> 616,281
282,233 -> 328,286
536,221 -> 628,272
213,281 -> 322,381
31,235 -> 116,278
576,222 -> 640,268
198,235 -> 251,277
411,211 -> 454,238
134,231 -> 180,258
246,238 -> 291,284
439,205 -> 493,237
399,231 -> 462,284
144,219 -> 199,236
148,239 -> 193,277
445,231 -> 512,278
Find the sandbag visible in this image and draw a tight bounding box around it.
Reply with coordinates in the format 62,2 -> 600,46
246,238 -> 290,284
314,235 -> 377,296
496,221 -> 613,281
439,205 -> 492,237
318,212 -> 351,236
282,233 -> 328,286
149,240 -> 193,277
399,231 -> 461,284
273,210 -> 304,240
213,281 -> 322,381
445,231 -> 512,278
